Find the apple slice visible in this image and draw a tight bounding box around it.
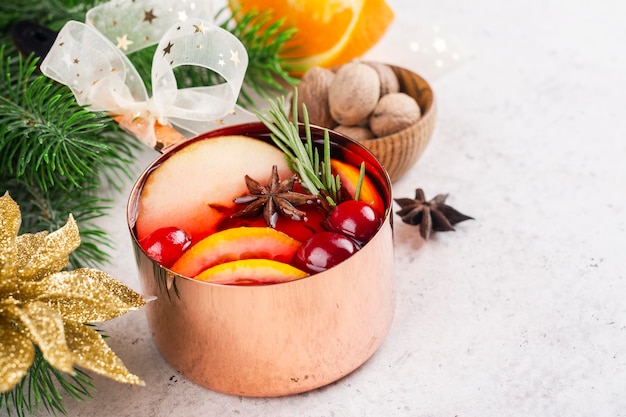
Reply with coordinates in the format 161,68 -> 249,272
170,226 -> 302,278
330,159 -> 385,216
135,136 -> 292,243
194,259 -> 309,285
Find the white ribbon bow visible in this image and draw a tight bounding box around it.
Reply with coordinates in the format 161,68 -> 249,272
40,0 -> 251,148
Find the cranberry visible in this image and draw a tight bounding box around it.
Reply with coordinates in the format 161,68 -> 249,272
294,231 -> 358,273
139,226 -> 192,267
327,200 -> 382,243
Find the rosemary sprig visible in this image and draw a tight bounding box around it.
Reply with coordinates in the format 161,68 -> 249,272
256,90 -> 341,209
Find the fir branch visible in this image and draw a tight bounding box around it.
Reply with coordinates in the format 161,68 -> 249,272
0,50 -> 137,193
0,0 -> 98,32
0,0 -> 101,60
218,7 -> 298,106
0,350 -> 94,417
1,176 -> 113,268
0,48 -> 137,268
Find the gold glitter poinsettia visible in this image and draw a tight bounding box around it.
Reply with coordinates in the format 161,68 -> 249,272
0,193 -> 145,393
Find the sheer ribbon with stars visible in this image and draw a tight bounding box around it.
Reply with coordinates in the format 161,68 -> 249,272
40,0 -> 253,150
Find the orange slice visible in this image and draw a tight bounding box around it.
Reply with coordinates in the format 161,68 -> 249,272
330,159 -> 385,216
229,0 -> 394,72
195,259 -> 308,285
170,227 -> 301,278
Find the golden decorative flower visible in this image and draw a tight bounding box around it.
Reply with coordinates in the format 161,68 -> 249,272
0,193 -> 145,393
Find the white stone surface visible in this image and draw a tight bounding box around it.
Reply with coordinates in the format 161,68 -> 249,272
27,0 -> 626,416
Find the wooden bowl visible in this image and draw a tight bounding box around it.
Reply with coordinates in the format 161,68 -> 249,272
361,64 -> 436,182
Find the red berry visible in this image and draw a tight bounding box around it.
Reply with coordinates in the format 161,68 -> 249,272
327,200 -> 382,243
139,226 -> 192,268
294,231 -> 358,273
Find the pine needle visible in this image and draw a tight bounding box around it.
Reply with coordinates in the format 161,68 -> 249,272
0,350 -> 94,417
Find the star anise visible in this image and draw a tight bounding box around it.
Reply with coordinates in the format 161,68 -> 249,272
232,165 -> 318,228
394,188 -> 473,240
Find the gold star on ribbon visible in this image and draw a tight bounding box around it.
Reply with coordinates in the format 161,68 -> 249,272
162,41 -> 174,56
116,34 -> 133,51
143,8 -> 157,24
193,22 -> 205,34
0,193 -> 145,393
229,50 -> 240,66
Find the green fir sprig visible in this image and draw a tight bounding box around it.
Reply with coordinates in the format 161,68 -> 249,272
0,350 -> 94,417
0,52 -> 136,192
0,49 -> 137,257
0,0 -> 97,35
2,177 -> 114,268
218,6 -> 298,105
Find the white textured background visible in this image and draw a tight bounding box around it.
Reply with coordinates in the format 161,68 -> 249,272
25,0 -> 626,416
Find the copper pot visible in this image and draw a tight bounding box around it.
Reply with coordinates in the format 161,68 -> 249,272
127,122 -> 395,397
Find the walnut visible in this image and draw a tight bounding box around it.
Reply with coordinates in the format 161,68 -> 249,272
366,62 -> 400,96
328,62 -> 380,126
369,92 -> 421,137
333,125 -> 376,143
296,67 -> 335,129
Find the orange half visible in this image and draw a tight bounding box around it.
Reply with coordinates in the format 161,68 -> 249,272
229,0 -> 394,72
